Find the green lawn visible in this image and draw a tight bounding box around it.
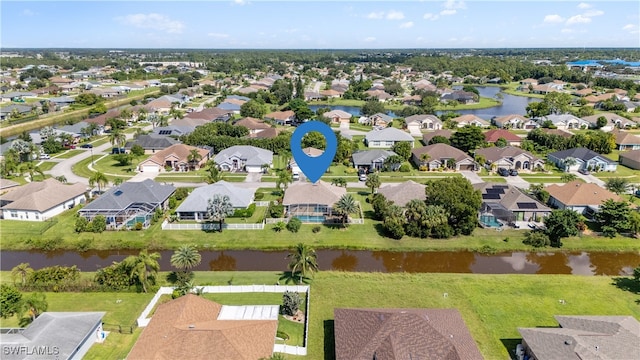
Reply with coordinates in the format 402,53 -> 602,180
92,155 -> 139,176
226,206 -> 267,224
54,149 -> 84,159
72,155 -> 134,182
36,161 -> 58,172
480,176 -> 507,183
1,272 -> 637,360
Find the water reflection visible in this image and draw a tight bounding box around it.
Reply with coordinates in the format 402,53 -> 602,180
1,250 -> 637,276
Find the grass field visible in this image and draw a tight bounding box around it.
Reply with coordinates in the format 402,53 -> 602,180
0,272 -> 637,360
54,149 -> 84,159
36,161 -> 57,172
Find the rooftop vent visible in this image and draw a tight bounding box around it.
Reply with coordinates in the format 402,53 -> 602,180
188,324 -> 195,329
564,340 -> 572,345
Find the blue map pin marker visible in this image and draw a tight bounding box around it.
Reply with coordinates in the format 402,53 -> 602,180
290,121 -> 337,183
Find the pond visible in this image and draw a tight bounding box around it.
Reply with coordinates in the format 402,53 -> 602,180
1,249 -> 637,276
309,86 -> 541,120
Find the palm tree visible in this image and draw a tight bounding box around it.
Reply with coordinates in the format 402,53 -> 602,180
187,149 -> 202,171
19,162 -> 44,182
55,175 -> 68,184
365,173 -> 381,195
11,263 -> 33,286
561,173 -> 577,182
123,250 -> 161,293
20,292 -> 48,324
170,245 -> 202,272
276,170 -> 293,193
109,128 -> 126,148
113,177 -> 124,186
334,194 -> 358,227
205,162 -> 223,184
207,194 -> 234,232
563,157 -> 577,172
287,243 -> 319,284
419,153 -> 431,169
89,171 -> 109,193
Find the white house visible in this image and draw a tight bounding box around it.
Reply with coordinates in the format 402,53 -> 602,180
0,179 -> 86,221
364,127 -> 415,148
214,145 -> 273,173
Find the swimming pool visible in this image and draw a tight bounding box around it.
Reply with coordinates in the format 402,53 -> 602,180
480,214 -> 502,228
294,215 -> 326,223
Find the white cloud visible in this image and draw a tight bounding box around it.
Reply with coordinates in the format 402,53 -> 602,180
623,24 -> 639,34
232,0 -> 248,5
561,28 -> 575,33
400,21 -> 414,29
364,37 -> 376,42
116,13 -> 184,34
22,9 -> 35,16
577,2 -> 592,9
440,9 -> 457,16
208,33 -> 229,38
543,14 -> 564,24
443,0 -> 466,10
367,12 -> 384,19
583,9 -> 604,17
566,14 -> 591,25
423,13 -> 438,21
386,11 -> 405,20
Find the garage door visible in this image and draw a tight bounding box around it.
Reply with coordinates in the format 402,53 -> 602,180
459,164 -> 475,171
141,165 -> 160,173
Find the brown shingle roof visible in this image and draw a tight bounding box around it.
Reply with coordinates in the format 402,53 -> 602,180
546,181 -> 622,206
140,144 -> 209,167
483,129 -> 521,143
422,130 -> 453,144
282,180 -> 346,206
264,110 -> 295,121
378,181 -> 426,207
1,178 -> 86,212
234,117 -> 271,130
412,143 -> 471,163
334,308 -> 483,360
127,294 -> 277,360
612,129 -> 640,145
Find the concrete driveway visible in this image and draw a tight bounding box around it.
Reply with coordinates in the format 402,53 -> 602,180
573,171 -> 605,187
505,175 -> 530,189
460,171 -> 483,184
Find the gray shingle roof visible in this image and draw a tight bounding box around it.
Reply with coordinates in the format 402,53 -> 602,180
0,312 -> 105,360
80,179 -> 175,211
1,179 -> 87,212
352,150 -> 397,166
125,134 -> 180,150
214,145 -> 273,167
365,127 -> 414,142
176,181 -> 255,212
378,181 -> 426,207
548,148 -> 616,164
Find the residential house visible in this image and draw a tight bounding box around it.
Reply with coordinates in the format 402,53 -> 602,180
0,312 -> 106,360
492,114 -> 538,130
124,134 -> 180,154
539,114 -> 590,130
216,102 -> 241,114
377,180 -> 426,207
248,127 -> 280,139
320,89 -> 342,98
127,294 -> 278,360
334,308 -> 483,360
582,112 -> 637,131
361,113 -> 394,128
401,94 -> 422,106
0,178 -> 19,192
365,127 -> 414,148
48,96 -> 75,109
405,114 -> 443,135
541,128 -> 574,138
138,144 -> 210,172
78,179 -> 175,229
612,129 -> 640,150
152,125 -> 196,137
483,129 -> 523,147
282,181 -> 347,222
351,149 -> 398,172
573,87 -> 595,97
175,181 -> 256,221
450,114 -> 490,128
233,117 -> 272,135
518,315 -> 640,360
184,107 -> 233,123
615,100 -> 640,112
322,110 -> 352,125
0,104 -> 32,121
264,110 -> 295,125
214,145 -> 273,173
619,149 -> 640,170
546,181 -> 622,215
474,183 -> 550,224
0,179 -> 86,221
412,143 -> 477,171
441,90 -> 477,104
519,78 -> 538,86
364,89 -> 393,102
413,79 -> 437,92
475,146 -> 544,171
547,148 -> 617,172
422,129 -> 453,145
170,117 -> 210,129
290,147 -> 324,176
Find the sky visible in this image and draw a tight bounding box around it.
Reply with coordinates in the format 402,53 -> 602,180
1,0 -> 639,49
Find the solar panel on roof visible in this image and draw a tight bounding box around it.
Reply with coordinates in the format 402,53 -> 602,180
495,185 -> 509,189
483,194 -> 501,200
486,188 -> 505,194
517,202 -> 538,209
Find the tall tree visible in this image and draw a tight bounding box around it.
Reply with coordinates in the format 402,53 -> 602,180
207,194 -> 234,232
365,173 -> 381,195
424,177 -> 481,236
543,209 -> 580,247
20,292 -> 48,324
276,170 -> 293,191
595,199 -> 631,238
391,141 -> 412,160
605,177 -> 629,195
11,263 -> 33,287
123,250 -> 161,293
89,171 -> 109,193
187,149 -> 203,170
109,128 -> 126,148
0,285 -> 22,319
334,194 -> 359,227
205,162 -> 223,184
170,245 -> 202,272
450,125 -> 485,153
287,243 -> 319,284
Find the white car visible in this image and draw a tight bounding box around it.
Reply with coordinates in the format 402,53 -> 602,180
39,154 -> 50,160
359,173 -> 367,181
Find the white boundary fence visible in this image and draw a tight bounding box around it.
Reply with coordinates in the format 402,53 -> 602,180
161,219 -> 264,230
137,285 -> 310,356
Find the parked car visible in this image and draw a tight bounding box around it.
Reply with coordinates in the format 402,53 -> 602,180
509,169 -> 518,176
111,147 -> 126,154
39,154 -> 50,160
578,168 -> 590,175
292,172 -> 300,181
359,173 -> 367,181
497,168 -> 509,177
80,143 -> 93,149
64,143 -> 76,149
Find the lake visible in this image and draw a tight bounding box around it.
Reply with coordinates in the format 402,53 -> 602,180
309,86 -> 541,120
2,249 -> 637,276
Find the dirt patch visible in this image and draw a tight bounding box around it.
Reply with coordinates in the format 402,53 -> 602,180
283,309 -> 305,323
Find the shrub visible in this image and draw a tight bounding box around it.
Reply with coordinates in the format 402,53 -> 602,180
94,262 -> 132,290
28,266 -> 80,291
0,285 -> 22,318
281,291 -> 301,316
91,215 -> 107,233
523,231 -> 550,247
312,225 -> 321,233
419,165 -> 429,171
135,222 -> 143,231
286,217 -> 302,233
399,163 -> 411,172
254,192 -> 265,200
233,203 -> 256,218
75,216 -> 89,233
168,197 -> 177,209
269,203 -> 284,218
174,188 -> 189,200
273,222 -> 286,232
